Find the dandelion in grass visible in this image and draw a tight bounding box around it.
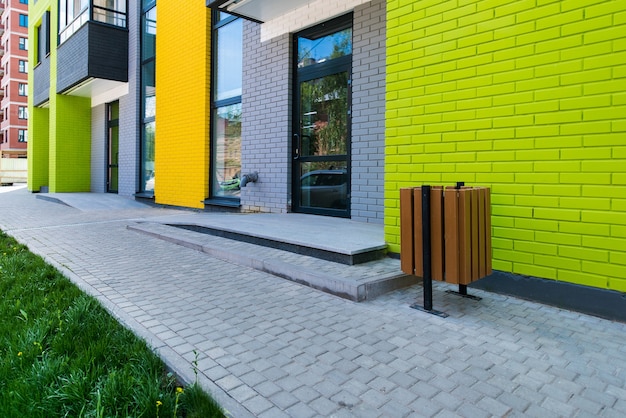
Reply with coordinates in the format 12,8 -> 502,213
173,387 -> 184,417
156,400 -> 162,418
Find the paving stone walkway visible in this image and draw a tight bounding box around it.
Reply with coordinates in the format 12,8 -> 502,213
1,187 -> 625,417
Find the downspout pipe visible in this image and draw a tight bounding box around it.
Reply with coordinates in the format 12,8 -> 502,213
240,171 -> 259,188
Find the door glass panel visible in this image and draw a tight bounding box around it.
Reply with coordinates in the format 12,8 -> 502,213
108,124 -> 119,192
294,15 -> 352,217
297,28 -> 352,68
299,72 -> 348,158
299,161 -> 348,210
107,101 -> 119,193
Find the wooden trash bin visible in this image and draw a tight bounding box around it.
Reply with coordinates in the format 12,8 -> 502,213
400,185 -> 492,285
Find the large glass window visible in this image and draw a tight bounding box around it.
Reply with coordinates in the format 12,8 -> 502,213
59,0 -> 127,44
212,13 -> 242,199
140,1 -> 156,194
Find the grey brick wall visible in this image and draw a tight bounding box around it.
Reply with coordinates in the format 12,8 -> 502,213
235,1 -> 385,222
351,0 -> 386,224
117,1 -> 140,197
33,57 -> 50,107
240,22 -> 292,213
91,104 -> 106,193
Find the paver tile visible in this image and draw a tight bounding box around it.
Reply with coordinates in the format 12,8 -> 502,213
1,188 -> 625,418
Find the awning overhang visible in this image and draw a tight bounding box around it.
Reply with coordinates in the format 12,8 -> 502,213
206,0 -> 314,23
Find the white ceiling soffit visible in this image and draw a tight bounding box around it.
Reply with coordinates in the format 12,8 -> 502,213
64,78 -> 129,108
220,0 -> 314,23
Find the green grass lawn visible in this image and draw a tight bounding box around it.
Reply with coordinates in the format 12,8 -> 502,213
0,230 -> 225,417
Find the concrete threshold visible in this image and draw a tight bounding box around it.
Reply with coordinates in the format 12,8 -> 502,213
129,222 -> 417,302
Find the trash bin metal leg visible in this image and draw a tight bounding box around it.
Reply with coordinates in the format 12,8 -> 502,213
410,185 -> 448,317
444,182 -> 482,301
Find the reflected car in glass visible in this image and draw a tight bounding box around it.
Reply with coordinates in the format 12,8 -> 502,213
300,169 -> 348,209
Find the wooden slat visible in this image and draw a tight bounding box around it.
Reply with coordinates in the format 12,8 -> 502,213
413,188 -> 423,278
458,189 -> 471,285
485,188 -> 493,276
400,188 -> 415,276
443,188 -> 459,284
478,188 -> 486,279
431,187 -> 444,281
470,188 -> 479,282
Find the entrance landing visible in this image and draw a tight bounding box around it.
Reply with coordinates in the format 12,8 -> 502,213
133,212 -> 415,302
160,213 -> 387,265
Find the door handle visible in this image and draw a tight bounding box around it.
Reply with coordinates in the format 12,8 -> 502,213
293,134 -> 300,160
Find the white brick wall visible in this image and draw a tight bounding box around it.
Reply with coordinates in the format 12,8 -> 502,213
240,22 -> 292,214
117,0 -> 141,197
91,104 -> 106,192
240,0 -> 386,223
350,0 -> 386,224
261,0 -> 371,42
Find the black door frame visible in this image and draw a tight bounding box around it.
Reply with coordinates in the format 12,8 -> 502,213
106,101 -> 119,193
292,14 -> 353,218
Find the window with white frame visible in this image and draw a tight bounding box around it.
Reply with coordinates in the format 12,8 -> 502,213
18,83 -> 27,96
18,106 -> 28,119
18,130 -> 28,142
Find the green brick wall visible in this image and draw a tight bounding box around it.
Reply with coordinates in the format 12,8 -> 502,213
28,0 -> 92,193
385,0 -> 626,292
28,1 -> 52,192
28,107 -> 49,192
50,95 -> 91,192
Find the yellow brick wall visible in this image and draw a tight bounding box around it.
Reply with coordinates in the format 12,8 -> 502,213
385,0 -> 626,292
155,2 -> 211,208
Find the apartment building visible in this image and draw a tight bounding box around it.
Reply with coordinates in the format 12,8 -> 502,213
28,1 -> 626,316
0,0 -> 28,158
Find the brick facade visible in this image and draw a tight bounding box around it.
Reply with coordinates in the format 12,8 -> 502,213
155,1 -> 210,209
0,0 -> 29,158
385,0 -> 626,292
351,0 -> 386,223
240,25 -> 291,213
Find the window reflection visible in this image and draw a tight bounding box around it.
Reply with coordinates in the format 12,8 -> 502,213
213,104 -> 242,197
143,122 -> 155,192
212,14 -> 242,200
216,18 -> 243,101
298,28 -> 352,68
300,72 -> 349,157
59,0 -> 127,44
141,4 -> 156,194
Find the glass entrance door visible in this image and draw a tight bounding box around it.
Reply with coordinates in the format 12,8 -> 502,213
293,15 -> 352,217
107,101 -> 119,193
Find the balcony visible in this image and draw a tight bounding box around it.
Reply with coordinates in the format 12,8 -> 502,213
56,21 -> 128,95
54,2 -> 128,98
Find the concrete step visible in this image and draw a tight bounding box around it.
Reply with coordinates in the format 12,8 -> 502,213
129,222 -> 417,302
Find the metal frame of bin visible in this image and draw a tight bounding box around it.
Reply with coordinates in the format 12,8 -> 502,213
400,183 -> 492,316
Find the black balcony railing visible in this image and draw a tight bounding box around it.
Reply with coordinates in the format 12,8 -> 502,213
59,2 -> 127,45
